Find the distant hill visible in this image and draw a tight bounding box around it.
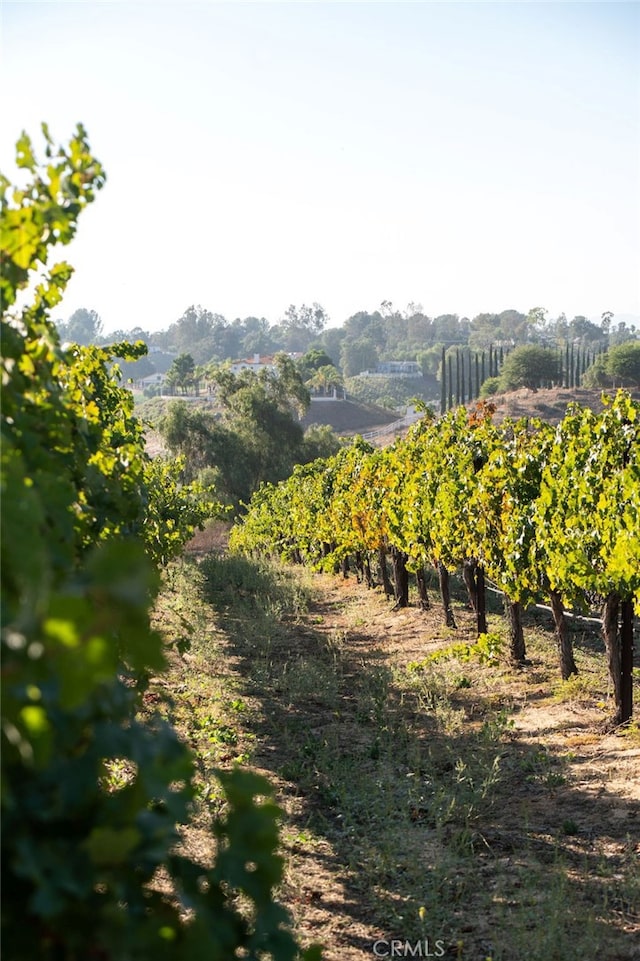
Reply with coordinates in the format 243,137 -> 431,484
369,386 -> 640,447
300,398 -> 399,435
487,386 -> 640,425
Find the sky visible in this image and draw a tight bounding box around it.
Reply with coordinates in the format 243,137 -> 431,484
1,0 -> 639,335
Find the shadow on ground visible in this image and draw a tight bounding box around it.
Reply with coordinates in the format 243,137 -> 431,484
186,552 -> 639,961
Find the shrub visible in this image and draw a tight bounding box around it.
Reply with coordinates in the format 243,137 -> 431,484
498,345 -> 561,391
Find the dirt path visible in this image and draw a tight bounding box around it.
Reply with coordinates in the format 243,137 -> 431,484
270,576 -> 640,960
165,552 -> 639,960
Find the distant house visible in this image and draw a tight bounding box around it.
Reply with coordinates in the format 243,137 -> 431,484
229,352 -> 303,375
137,372 -> 165,388
229,353 -> 276,374
360,361 -> 422,377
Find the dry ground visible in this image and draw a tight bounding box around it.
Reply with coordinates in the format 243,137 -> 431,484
154,535 -> 639,961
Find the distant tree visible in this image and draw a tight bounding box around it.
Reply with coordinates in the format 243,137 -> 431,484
269,353 -> 312,417
406,310 -> 434,347
273,302 -> 329,350
600,311 -> 614,338
241,316 -> 277,356
432,314 -> 470,345
342,310 -> 386,347
552,312 -> 569,343
498,309 -> 528,343
319,326 -> 347,367
606,342 -> 640,385
340,337 -> 379,377
417,346 -> 441,377
480,376 -> 502,398
584,342 -> 640,389
210,354 -> 310,420
609,320 -> 638,347
569,315 -> 605,346
404,300 -> 424,317
165,352 -> 196,394
469,312 -> 501,349
301,424 -> 342,461
103,325 -> 151,345
164,305 -> 231,363
57,307 -> 103,345
284,302 -> 328,333
498,345 -> 561,391
297,347 -> 336,382
439,346 -> 447,414
525,306 -> 548,341
306,364 -> 343,395
161,402 -> 255,503
162,359 -> 312,507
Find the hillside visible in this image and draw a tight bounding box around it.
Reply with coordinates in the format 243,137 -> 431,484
142,387 -> 640,459
300,398 -> 399,435
369,386 -> 640,447
488,386 -> 640,425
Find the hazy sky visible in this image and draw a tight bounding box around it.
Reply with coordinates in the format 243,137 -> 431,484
2,0 -> 639,334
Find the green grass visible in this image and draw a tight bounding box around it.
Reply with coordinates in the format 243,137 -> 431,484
152,553 -> 640,961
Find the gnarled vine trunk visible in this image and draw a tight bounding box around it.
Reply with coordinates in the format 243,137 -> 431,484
378,545 -> 394,599
602,593 -> 621,721
415,565 -> 430,611
363,553 -> 374,589
504,597 -> 525,665
462,560 -> 478,612
620,599 -> 634,725
602,593 -> 633,725
438,562 -> 457,628
549,589 -> 577,680
391,546 -> 409,608
475,564 -> 487,636
462,560 -> 487,636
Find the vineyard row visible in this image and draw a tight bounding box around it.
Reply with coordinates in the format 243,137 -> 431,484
231,393 -> 639,725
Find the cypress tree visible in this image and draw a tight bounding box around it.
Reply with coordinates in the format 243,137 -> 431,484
447,355 -> 453,410
569,344 -> 575,388
440,346 -> 446,415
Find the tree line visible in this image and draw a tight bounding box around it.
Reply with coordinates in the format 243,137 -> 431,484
56,302 -> 638,380
56,299 -> 640,416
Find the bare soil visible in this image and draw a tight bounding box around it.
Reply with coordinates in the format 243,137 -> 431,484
372,387 -> 640,446
487,386 -> 640,425
270,577 -> 639,960
163,538 -> 640,961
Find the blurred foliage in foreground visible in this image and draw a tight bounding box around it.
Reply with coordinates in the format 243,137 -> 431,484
0,124 -> 319,960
